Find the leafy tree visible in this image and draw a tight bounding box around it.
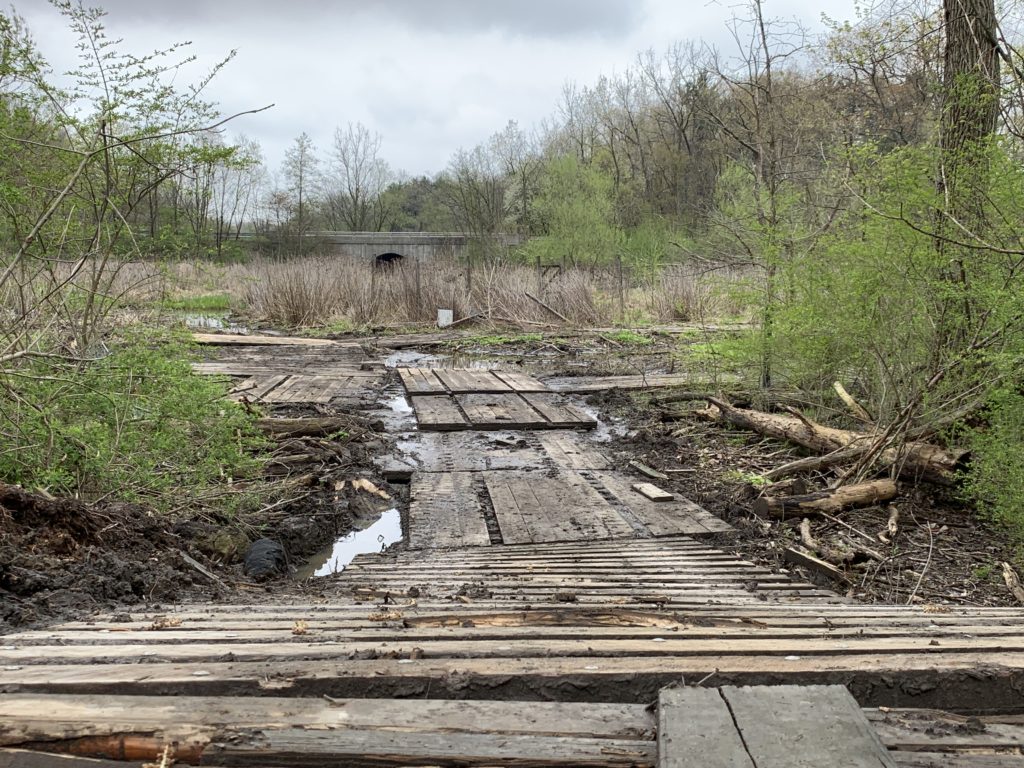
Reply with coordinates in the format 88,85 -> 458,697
526,155 -> 622,268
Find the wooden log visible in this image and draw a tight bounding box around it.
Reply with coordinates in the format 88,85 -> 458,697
1003,563 -> 1024,605
255,416 -> 380,438
833,381 -> 874,423
753,479 -> 898,519
784,546 -> 850,585
697,400 -> 964,485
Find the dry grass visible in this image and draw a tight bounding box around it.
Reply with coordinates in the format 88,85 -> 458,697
239,256 -> 616,328
13,254 -> 754,331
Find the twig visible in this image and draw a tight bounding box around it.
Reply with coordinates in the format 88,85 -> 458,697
906,523 -> 934,604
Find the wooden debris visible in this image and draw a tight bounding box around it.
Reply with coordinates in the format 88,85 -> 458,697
628,461 -> 668,481
833,381 -> 874,423
351,479 -> 391,500
784,545 -> 851,585
697,398 -> 965,485
256,416 -> 378,438
192,332 -> 338,347
631,482 -> 674,502
524,291 -> 569,323
1003,563 -> 1024,605
753,479 -> 898,519
177,551 -> 226,589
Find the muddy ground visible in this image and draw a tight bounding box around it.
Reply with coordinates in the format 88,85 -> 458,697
2,327 -> 1020,630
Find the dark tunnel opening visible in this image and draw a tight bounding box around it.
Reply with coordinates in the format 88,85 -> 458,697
375,252 -> 404,267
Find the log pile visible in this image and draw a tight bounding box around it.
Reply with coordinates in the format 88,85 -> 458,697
661,392 -> 970,589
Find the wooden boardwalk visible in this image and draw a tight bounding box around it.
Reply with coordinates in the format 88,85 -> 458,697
3,355 -> 1024,765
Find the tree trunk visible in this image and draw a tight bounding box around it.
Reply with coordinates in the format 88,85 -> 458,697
753,479 -> 898,518
696,400 -> 965,484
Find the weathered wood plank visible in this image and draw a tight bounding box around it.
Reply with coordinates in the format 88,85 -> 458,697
191,332 -> 342,347
658,686 -> 754,768
538,432 -> 611,470
493,370 -> 550,393
483,470 -> 634,545
593,472 -> 733,537
12,630 -> 1017,665
457,394 -> 548,429
520,393 -> 597,428
4,653 -> 1023,711
722,685 -> 896,767
632,483 -> 674,502
230,373 -> 289,401
410,395 -> 469,431
399,368 -> 447,394
436,369 -> 513,394
408,472 -> 490,549
204,728 -> 655,767
0,695 -> 655,744
0,751 -> 146,768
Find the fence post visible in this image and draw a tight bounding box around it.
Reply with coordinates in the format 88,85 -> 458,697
617,255 -> 625,323
415,258 -> 422,319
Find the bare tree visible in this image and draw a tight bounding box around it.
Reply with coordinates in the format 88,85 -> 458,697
281,132 -> 320,248
326,122 -> 393,232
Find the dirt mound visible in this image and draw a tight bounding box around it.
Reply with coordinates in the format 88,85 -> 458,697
0,484 -> 209,629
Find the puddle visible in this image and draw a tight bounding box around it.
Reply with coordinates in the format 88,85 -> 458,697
185,314 -> 250,333
573,401 -> 628,443
371,392 -> 417,433
294,509 -> 403,579
384,350 -> 448,368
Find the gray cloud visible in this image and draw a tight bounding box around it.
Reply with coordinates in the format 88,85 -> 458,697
20,0 -> 861,176
81,0 -> 643,39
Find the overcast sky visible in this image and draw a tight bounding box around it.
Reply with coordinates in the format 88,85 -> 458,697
21,0 -> 859,177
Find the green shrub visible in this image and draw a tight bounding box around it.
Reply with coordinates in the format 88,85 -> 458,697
963,389 -> 1024,541
0,328 -> 265,511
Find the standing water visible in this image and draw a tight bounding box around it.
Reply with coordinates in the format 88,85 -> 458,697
294,509 -> 403,579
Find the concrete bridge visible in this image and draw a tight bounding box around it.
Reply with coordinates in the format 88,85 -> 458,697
316,232 -> 526,263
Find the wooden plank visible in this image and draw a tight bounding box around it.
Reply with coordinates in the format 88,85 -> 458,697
411,395 -> 469,431
456,394 -> 548,429
192,332 -> 341,347
231,373 -> 289,401
593,472 -> 733,537
0,751 -> 146,768
17,621 -> 1023,646
658,686 -> 754,768
4,653 -> 1022,710
0,695 -> 655,744
519,393 -> 597,428
204,728 -> 655,767
483,470 -> 634,545
492,370 -> 550,392
722,685 -> 896,767
632,482 -> 674,502
409,472 -> 490,549
399,368 -> 447,394
538,432 -> 611,470
435,369 -> 512,394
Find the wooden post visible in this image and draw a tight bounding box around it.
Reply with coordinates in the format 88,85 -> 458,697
617,255 -> 625,322
415,258 -> 422,319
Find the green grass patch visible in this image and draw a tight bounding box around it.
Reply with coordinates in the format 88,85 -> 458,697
455,333 -> 545,347
605,329 -> 654,346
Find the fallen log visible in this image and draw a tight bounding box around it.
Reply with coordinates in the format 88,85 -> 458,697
255,416 -> 381,438
524,291 -> 569,323
696,399 -> 965,485
784,545 -> 850,585
753,479 -> 898,519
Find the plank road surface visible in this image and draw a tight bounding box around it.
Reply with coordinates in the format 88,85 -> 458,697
4,343 -> 1024,766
